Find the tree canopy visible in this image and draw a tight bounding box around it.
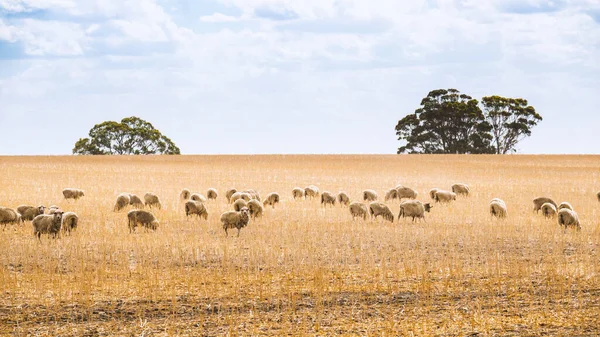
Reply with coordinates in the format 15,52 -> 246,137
73,117 -> 180,155
396,89 -> 542,154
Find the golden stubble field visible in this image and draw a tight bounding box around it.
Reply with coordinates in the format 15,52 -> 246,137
0,155 -> 599,336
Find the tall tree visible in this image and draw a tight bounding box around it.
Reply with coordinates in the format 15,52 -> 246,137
481,96 -> 542,154
73,117 -> 180,155
395,89 -> 493,154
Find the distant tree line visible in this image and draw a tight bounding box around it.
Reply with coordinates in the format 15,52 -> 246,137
395,89 -> 542,154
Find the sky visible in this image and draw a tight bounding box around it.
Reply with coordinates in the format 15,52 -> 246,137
0,0 -> 599,155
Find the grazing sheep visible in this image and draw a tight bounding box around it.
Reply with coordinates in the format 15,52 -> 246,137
541,203 -> 557,218
304,185 -> 320,199
489,198 -> 507,218
247,199 -> 264,219
398,200 -> 432,222
263,192 -> 280,208
321,191 -> 336,207
191,193 -> 207,203
17,205 -> 45,222
127,210 -> 159,233
292,187 -> 305,199
0,207 -> 21,227
368,202 -> 394,223
429,188 -> 440,200
129,194 -> 144,208
558,208 -> 581,232
233,199 -> 248,212
533,197 -> 557,213
363,189 -> 378,202
144,193 -> 162,209
63,188 -> 84,200
220,207 -> 250,237
114,193 -> 131,212
384,189 -> 398,202
452,183 -> 470,197
597,191 -> 600,202
434,190 -> 456,203
226,188 -> 238,203
558,202 -> 573,211
32,212 -> 63,240
349,202 -> 368,220
230,192 -> 251,204
61,211 -> 78,235
184,200 -> 208,220
207,188 -> 218,200
243,189 -> 261,201
396,186 -> 418,200
337,192 -> 350,206
180,188 -> 191,201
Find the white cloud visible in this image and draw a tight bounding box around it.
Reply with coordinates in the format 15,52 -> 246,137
199,12 -> 241,22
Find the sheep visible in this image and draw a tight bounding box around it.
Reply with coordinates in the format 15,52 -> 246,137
263,192 -> 280,208
233,199 -> 248,212
597,191 -> 600,202
191,193 -> 207,203
304,185 -> 320,199
558,208 -> 581,232
452,183 -> 470,197
32,212 -> 63,240
226,188 -> 238,203
292,187 -> 305,199
243,189 -> 261,201
368,202 -> 394,223
16,205 -> 45,222
434,190 -> 456,203
247,199 -> 264,219
230,192 -> 251,204
180,188 -> 191,201
533,197 -> 557,213
129,194 -> 144,208
127,210 -> 159,233
321,191 -> 336,207
489,198 -> 507,218
384,189 -> 398,202
63,188 -> 84,200
114,193 -> 131,212
396,186 -> 418,200
0,207 -> 21,227
398,200 -> 432,222
184,200 -> 208,220
207,188 -> 218,200
220,207 -> 250,237
61,211 -> 78,235
349,202 -> 368,220
144,192 -> 162,209
363,189 -> 378,202
541,202 -> 557,218
429,188 -> 440,200
48,207 -> 63,214
558,202 -> 573,211
337,192 -> 350,206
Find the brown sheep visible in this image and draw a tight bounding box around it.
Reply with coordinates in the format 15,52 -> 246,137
128,210 -> 159,233
185,200 -> 208,220
144,193 -> 162,209
349,202 -> 368,220
533,197 -> 556,213
368,202 -> 394,223
17,205 -> 45,222
321,191 -> 336,207
337,192 -> 350,206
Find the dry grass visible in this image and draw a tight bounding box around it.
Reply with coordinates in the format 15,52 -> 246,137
1,155 -> 599,336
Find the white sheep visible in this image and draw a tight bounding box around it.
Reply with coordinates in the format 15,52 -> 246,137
191,193 -> 207,203
489,198 -> 507,218
61,211 -> 79,235
114,193 -> 131,212
207,188 -> 218,200
230,192 -> 251,204
16,205 -> 45,222
434,190 -> 456,203
429,188 -> 440,200
396,186 -> 418,200
292,187 -> 305,200
32,212 -> 63,240
226,188 -> 238,203
247,199 -> 264,219
337,192 -> 350,207
63,188 -> 84,200
304,185 -> 320,199
398,200 -> 432,222
384,189 -> 398,202
233,199 -> 249,212
452,183 -> 470,197
128,210 -> 159,233
349,202 -> 368,220
321,191 -> 336,207
368,202 -> 394,223
263,192 -> 280,208
180,188 -> 191,201
558,208 -> 581,232
144,192 -> 162,209
533,197 -> 556,213
541,203 -> 557,218
243,189 -> 261,201
558,202 -> 573,211
185,200 -> 208,220
363,189 -> 378,202
220,207 -> 250,237
0,207 -> 21,227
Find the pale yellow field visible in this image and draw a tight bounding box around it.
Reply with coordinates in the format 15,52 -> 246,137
0,155 -> 599,336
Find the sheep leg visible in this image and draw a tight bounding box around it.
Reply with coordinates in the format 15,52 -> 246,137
237,228 -> 241,237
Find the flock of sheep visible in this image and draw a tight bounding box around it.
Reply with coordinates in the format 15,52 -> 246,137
1,184 -> 596,240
